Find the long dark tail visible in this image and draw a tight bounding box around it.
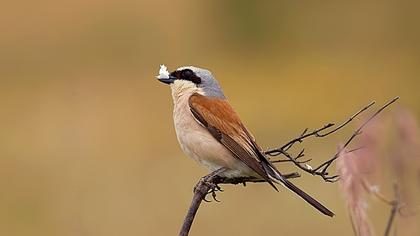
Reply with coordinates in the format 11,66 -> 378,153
262,163 -> 335,217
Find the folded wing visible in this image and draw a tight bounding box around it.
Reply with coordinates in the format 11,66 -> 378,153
188,93 -> 334,217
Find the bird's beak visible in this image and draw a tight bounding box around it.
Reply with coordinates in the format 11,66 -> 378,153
157,75 -> 176,85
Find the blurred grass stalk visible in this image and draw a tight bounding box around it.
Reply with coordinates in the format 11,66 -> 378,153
337,108 -> 420,236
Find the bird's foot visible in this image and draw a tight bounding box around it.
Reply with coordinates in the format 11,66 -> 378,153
205,182 -> 223,202
193,168 -> 226,202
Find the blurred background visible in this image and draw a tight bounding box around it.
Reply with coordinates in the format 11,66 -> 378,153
1,1 -> 419,235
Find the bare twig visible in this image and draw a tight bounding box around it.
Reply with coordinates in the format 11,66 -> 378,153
265,97 -> 400,182
266,101 -> 375,154
316,97 -> 399,173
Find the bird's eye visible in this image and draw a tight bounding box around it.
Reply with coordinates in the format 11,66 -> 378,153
181,69 -> 193,79
191,76 -> 201,84
179,69 -> 201,84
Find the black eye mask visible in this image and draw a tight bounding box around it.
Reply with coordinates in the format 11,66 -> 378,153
170,69 -> 202,84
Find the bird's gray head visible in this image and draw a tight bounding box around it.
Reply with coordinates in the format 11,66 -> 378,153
156,65 -> 225,99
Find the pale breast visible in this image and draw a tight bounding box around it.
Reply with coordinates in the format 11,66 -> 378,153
172,94 -> 255,177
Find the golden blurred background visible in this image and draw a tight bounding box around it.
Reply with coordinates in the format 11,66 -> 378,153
1,1 -> 419,235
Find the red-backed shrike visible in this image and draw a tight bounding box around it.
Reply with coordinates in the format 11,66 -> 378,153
157,65 -> 334,217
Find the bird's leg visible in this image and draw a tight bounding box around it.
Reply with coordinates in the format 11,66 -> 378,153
193,168 -> 227,202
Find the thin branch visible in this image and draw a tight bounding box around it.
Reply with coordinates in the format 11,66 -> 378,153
179,169 -> 299,236
179,169 -> 223,236
319,101 -> 375,137
265,97 -> 399,182
266,101 -> 376,155
315,97 -> 399,173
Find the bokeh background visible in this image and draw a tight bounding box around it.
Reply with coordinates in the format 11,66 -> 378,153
1,1 -> 419,235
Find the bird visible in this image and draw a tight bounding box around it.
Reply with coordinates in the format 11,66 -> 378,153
156,64 -> 334,217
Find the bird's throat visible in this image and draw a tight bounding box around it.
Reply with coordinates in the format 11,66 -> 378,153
170,80 -> 203,104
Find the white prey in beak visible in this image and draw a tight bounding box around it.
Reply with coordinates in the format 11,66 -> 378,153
156,64 -> 170,79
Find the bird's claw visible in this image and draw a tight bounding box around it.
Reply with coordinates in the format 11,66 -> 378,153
196,178 -> 223,203
193,168 -> 226,202
206,183 -> 222,202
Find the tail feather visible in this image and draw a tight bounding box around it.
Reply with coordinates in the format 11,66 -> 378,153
262,163 -> 335,217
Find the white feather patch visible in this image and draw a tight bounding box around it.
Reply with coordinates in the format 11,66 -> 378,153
156,64 -> 170,79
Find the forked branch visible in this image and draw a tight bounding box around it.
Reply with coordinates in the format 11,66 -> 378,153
265,97 -> 400,182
